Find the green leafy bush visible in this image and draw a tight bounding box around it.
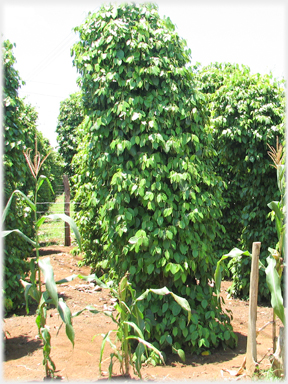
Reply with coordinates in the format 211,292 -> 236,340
2,40 -> 64,313
3,40 -> 36,312
71,3 -> 236,354
56,91 -> 84,181
196,63 -> 286,301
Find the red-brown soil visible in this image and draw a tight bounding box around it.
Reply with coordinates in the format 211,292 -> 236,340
3,246 -> 281,381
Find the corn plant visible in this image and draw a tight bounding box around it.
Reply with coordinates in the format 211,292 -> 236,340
2,141 -> 81,378
266,139 -> 285,355
72,272 -> 191,379
266,139 -> 285,312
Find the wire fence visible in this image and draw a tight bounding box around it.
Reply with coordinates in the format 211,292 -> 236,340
37,179 -> 80,247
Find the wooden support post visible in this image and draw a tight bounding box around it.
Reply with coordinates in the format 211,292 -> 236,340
272,310 -> 277,353
63,175 -> 71,246
246,242 -> 261,376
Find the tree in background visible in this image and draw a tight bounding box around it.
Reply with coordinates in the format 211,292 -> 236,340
56,91 -> 84,181
71,3 -> 236,354
195,62 -> 286,300
2,40 -> 63,313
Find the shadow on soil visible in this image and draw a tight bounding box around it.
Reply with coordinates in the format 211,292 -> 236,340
164,332 -> 247,367
32,247 -> 64,257
97,376 -> 137,381
96,333 -> 247,382
4,335 -> 42,361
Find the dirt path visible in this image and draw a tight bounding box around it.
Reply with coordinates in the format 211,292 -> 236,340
3,246 -> 279,381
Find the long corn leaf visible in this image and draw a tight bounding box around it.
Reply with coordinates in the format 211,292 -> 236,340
39,257 -> 75,346
2,229 -> 36,246
265,256 -> 285,325
268,201 -> 284,223
38,258 -> 58,308
214,248 -> 251,300
45,214 -> 82,251
126,336 -> 165,365
58,298 -> 75,347
99,331 -> 120,375
2,189 -> 36,223
135,342 -> 145,378
56,273 -> 107,288
36,216 -> 47,229
136,287 -> 191,324
72,305 -> 102,318
20,279 -> 40,314
276,164 -> 285,193
124,321 -> 145,339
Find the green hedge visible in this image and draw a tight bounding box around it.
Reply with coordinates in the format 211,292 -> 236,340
196,63 -> 286,301
71,3 -> 236,354
2,40 -> 64,313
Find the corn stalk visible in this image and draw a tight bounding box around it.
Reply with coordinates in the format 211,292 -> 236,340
2,140 -> 81,378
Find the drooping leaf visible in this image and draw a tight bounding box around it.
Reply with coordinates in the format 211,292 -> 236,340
265,256 -> 285,325
99,330 -> 120,375
56,273 -> 108,288
38,257 -> 58,308
124,321 -> 145,339
126,335 -> 165,365
36,216 -> 46,229
2,189 -> 36,223
172,347 -> 185,362
267,201 -> 284,223
45,214 -> 82,251
72,305 -> 102,318
20,279 -> 40,313
136,287 -> 191,323
57,298 -> 75,346
2,229 -> 36,246
214,248 -> 250,299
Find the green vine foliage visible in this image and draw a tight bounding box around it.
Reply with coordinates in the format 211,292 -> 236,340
71,3 -> 236,354
3,40 -> 36,312
195,63 -> 286,301
2,40 -> 63,313
56,91 -> 84,181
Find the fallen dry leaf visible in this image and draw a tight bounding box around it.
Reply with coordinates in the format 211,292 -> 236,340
221,356 -> 246,377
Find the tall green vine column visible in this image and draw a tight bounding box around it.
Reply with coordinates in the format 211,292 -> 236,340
56,91 -> 84,180
71,3 -> 236,354
196,63 -> 286,301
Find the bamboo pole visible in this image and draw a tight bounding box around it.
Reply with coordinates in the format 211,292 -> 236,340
63,175 -> 71,246
246,242 -> 261,376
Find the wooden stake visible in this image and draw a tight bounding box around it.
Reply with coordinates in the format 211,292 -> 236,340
272,310 -> 277,353
246,242 -> 261,376
63,175 -> 71,246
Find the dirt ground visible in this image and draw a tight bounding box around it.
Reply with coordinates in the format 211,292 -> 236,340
3,246 -> 281,382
